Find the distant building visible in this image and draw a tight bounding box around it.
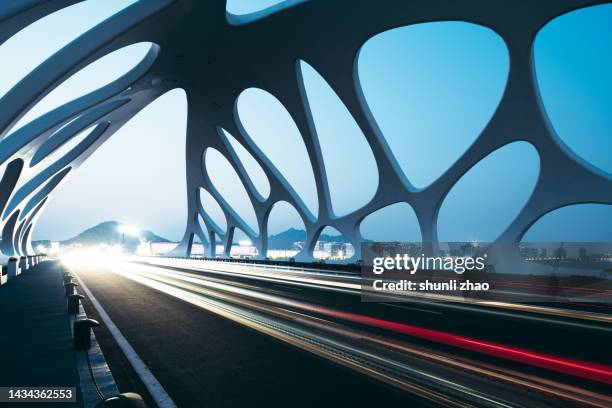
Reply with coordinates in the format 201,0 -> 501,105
519,246 -> 538,258
553,246 -> 567,259
313,241 -> 355,260
230,244 -> 258,258
267,249 -> 300,259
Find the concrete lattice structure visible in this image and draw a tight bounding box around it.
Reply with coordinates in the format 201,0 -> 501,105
0,0 -> 611,261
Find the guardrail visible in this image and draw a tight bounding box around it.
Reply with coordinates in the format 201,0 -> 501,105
140,256 -> 361,277
153,255 -> 361,276
0,255 -> 44,283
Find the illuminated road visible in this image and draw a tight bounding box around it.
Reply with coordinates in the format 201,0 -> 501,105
65,258 -> 612,407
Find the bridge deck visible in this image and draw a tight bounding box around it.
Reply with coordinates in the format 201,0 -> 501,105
0,261 -> 81,406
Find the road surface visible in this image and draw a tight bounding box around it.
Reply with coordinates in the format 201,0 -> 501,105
64,258 -> 612,407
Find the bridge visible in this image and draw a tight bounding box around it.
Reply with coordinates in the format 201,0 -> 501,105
0,1 -> 611,407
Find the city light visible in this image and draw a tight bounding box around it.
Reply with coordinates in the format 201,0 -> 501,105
137,242 -> 151,256
60,245 -> 123,267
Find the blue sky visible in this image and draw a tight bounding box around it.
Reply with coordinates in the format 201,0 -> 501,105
0,0 -> 609,242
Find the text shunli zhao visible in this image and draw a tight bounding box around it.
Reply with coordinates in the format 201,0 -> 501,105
369,254 -> 491,292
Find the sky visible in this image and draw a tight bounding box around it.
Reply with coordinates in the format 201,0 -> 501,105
0,0 -> 610,243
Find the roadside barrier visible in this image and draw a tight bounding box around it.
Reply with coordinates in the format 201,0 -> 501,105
19,256 -> 28,271
0,264 -> 6,285
73,318 -> 99,350
65,280 -> 78,296
67,294 -> 85,315
94,392 -> 147,408
7,257 -> 19,277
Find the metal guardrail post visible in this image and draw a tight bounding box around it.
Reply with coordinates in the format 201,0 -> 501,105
63,272 -> 73,284
67,293 -> 85,314
94,392 -> 147,408
73,318 -> 99,350
65,281 -> 78,296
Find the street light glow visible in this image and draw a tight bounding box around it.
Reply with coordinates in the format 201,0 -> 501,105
118,224 -> 140,236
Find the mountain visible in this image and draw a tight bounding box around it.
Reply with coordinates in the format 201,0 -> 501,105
268,227 -> 349,249
32,222 -> 350,252
36,221 -> 170,252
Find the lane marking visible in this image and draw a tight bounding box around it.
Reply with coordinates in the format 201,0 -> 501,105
118,262 -> 612,385
72,271 -> 177,408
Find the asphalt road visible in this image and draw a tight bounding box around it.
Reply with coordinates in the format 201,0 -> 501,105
65,259 -> 612,408
70,261 -> 425,408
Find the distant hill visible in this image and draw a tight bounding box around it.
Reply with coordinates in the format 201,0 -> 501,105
32,222 -> 351,252
268,227 -> 349,249
34,221 -> 169,252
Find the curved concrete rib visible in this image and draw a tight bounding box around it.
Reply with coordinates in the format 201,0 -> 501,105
0,0 -> 609,260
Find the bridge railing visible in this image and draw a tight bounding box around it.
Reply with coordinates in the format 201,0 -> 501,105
133,255 -> 361,278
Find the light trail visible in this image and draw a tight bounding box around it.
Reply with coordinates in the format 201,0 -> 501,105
112,262 -> 612,407
116,261 -> 612,385
97,264 -> 483,407
138,257 -> 612,325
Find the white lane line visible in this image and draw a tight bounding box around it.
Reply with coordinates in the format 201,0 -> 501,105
73,272 -> 177,408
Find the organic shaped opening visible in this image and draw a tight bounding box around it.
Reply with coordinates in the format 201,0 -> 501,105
437,141 -> 539,242
21,223 -> 34,255
196,213 -> 206,236
227,0 -> 288,14
358,22 -> 508,188
190,233 -> 205,258
360,202 -> 421,242
33,89 -> 187,242
199,188 -> 227,235
313,226 -> 354,261
237,88 -> 318,218
230,227 -> 258,258
196,214 -> 210,244
11,42 -> 153,133
0,0 -> 138,101
535,4 -> 612,176
32,123 -> 98,167
226,0 -> 305,24
299,60 -> 378,216
31,99 -> 128,167
219,128 -> 270,200
204,148 -> 259,235
266,201 -> 305,259
522,204 -> 612,242
215,235 -> 224,256
21,166 -> 72,219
